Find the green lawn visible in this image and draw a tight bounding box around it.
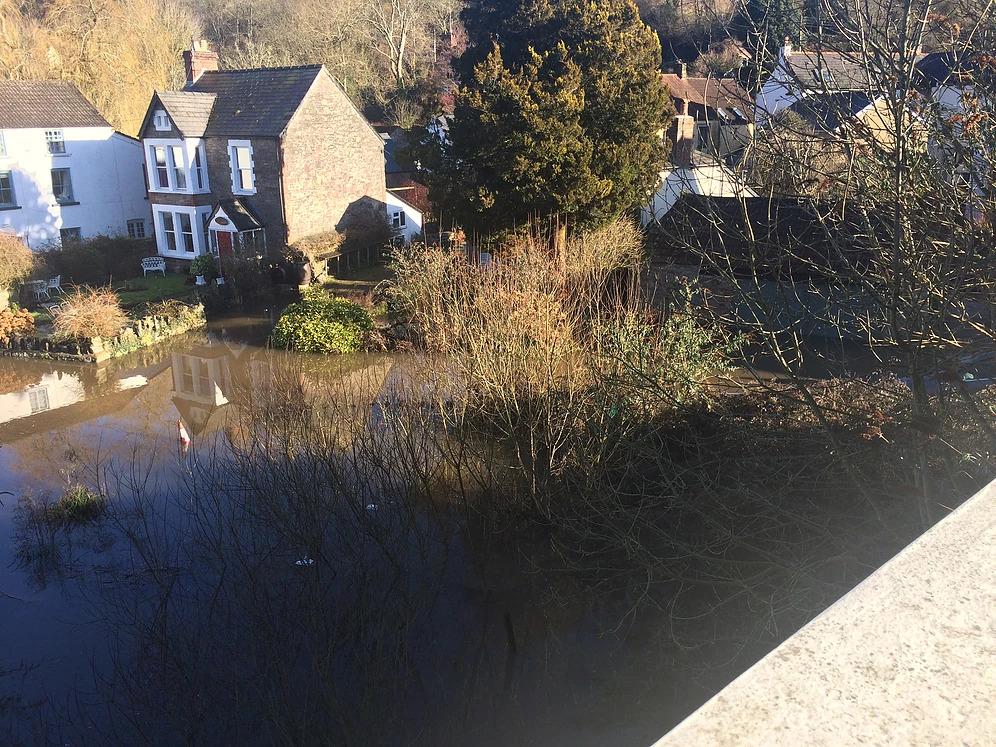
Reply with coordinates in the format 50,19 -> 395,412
112,274 -> 192,308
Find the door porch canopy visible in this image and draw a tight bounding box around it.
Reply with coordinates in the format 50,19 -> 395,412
207,198 -> 266,257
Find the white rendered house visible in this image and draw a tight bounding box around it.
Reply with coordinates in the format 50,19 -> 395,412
0,81 -> 151,249
387,190 -> 423,243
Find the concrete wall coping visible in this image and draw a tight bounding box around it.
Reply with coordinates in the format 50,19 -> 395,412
653,479 -> 996,747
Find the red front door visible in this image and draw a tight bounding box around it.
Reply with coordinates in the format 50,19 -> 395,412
217,231 -> 234,259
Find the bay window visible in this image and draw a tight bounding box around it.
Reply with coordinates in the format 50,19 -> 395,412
146,139 -> 208,193
154,206 -> 212,256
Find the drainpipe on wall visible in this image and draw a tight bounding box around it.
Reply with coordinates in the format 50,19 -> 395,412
276,138 -> 289,253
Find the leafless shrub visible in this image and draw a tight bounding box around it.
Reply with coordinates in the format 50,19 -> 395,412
52,287 -> 128,340
0,231 -> 34,293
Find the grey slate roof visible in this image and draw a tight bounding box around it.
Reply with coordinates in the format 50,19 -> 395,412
186,66 -> 323,137
785,51 -> 871,91
0,80 -> 109,129
156,91 -> 217,136
789,91 -> 873,132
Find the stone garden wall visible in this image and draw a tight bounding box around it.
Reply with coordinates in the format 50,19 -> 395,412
0,304 -> 207,363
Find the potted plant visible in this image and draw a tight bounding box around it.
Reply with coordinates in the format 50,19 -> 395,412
190,254 -> 218,286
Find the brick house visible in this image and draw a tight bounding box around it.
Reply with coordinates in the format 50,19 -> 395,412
138,41 -> 386,263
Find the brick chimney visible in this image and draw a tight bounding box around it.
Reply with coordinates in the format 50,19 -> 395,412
183,40 -> 219,87
669,114 -> 696,168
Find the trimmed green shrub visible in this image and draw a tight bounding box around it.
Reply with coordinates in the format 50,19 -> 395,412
271,289 -> 373,354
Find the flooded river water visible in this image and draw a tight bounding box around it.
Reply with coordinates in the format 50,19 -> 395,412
0,314 -> 969,745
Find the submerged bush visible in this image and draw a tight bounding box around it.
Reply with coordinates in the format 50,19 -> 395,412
52,287 -> 128,340
46,485 -> 106,525
271,288 -> 373,354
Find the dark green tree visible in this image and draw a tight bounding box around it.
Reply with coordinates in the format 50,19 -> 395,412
422,0 -> 673,236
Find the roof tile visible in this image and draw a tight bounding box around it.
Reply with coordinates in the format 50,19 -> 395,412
0,80 -> 109,129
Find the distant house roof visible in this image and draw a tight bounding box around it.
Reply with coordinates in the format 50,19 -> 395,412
185,65 -> 324,137
652,194 -> 871,277
663,74 -> 753,110
783,50 -> 873,91
0,80 -> 109,129
155,91 -> 217,137
788,91 -> 873,132
915,50 -> 984,87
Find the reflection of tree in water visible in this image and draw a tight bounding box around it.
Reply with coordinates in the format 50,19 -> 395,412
9,358 -> 990,745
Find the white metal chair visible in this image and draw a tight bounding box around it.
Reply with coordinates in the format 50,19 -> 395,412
46,275 -> 62,296
142,257 -> 167,277
25,280 -> 49,302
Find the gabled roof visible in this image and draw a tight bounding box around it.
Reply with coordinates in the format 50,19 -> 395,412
155,91 -> 217,136
0,80 -> 109,129
186,65 -> 324,137
211,199 -> 264,231
789,91 -> 874,132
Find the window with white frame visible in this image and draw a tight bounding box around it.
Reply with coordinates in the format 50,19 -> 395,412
45,130 -> 66,154
152,146 -> 169,189
127,219 -> 146,239
391,210 -> 406,229
193,147 -> 206,190
0,171 -> 15,207
29,387 -> 50,414
178,213 -> 194,252
170,145 -> 187,189
228,141 -> 255,194
51,168 -> 74,203
161,212 -> 177,252
154,109 -> 170,131
155,207 -> 209,255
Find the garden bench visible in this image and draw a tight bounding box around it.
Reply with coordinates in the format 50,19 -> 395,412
142,257 -> 167,277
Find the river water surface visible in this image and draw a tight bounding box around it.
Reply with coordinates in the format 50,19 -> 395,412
0,314 -> 970,746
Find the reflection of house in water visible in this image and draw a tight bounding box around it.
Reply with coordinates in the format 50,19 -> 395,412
0,371 -> 85,422
0,363 -> 148,443
170,342 -> 237,437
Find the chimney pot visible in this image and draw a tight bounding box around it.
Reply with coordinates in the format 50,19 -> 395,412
183,40 -> 219,87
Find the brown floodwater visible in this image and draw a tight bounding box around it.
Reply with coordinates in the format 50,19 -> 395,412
0,314 -> 971,746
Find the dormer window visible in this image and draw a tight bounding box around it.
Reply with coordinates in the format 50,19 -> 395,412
228,141 -> 255,194
45,130 -> 66,155
154,110 -> 170,131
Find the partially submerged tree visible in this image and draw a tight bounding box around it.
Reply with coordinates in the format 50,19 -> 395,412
421,0 -> 673,237
655,0 -> 996,525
